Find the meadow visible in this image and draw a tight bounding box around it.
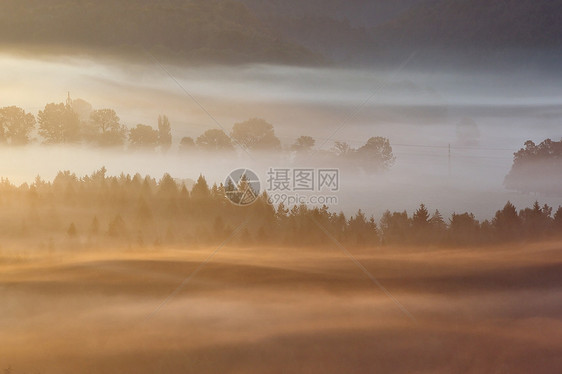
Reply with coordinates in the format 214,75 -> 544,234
2,242 -> 561,373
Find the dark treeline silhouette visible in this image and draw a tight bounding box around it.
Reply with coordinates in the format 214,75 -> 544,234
2,168 -> 561,251
241,0 -> 562,67
0,98 -> 395,171
505,138 -> 562,196
382,202 -> 562,246
0,0 -> 323,65
1,0 -> 559,68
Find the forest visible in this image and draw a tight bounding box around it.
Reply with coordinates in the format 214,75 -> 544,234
0,166 -> 561,253
0,98 -> 396,171
504,138 -> 562,196
2,97 -> 561,194
0,0 -> 322,65
1,0 -> 559,67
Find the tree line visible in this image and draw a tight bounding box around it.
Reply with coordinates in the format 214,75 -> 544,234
0,96 -> 173,150
0,97 -> 395,171
505,138 -> 562,196
2,168 -> 561,251
0,0 -> 322,65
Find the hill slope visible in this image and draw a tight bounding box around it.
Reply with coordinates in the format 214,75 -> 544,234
0,0 -> 323,65
372,0 -> 562,49
1,0 -> 561,67
243,0 -> 562,66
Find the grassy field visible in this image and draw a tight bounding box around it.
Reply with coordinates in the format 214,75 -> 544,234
1,242 -> 561,373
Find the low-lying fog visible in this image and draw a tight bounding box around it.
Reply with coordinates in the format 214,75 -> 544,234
2,244 -> 562,373
1,53 -> 561,219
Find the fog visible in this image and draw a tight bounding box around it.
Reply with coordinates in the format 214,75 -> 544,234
1,52 -> 561,218
2,244 -> 562,373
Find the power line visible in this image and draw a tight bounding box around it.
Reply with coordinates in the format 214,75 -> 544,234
277,134 -> 516,153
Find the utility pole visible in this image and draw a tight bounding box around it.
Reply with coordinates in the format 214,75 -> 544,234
448,143 -> 451,177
